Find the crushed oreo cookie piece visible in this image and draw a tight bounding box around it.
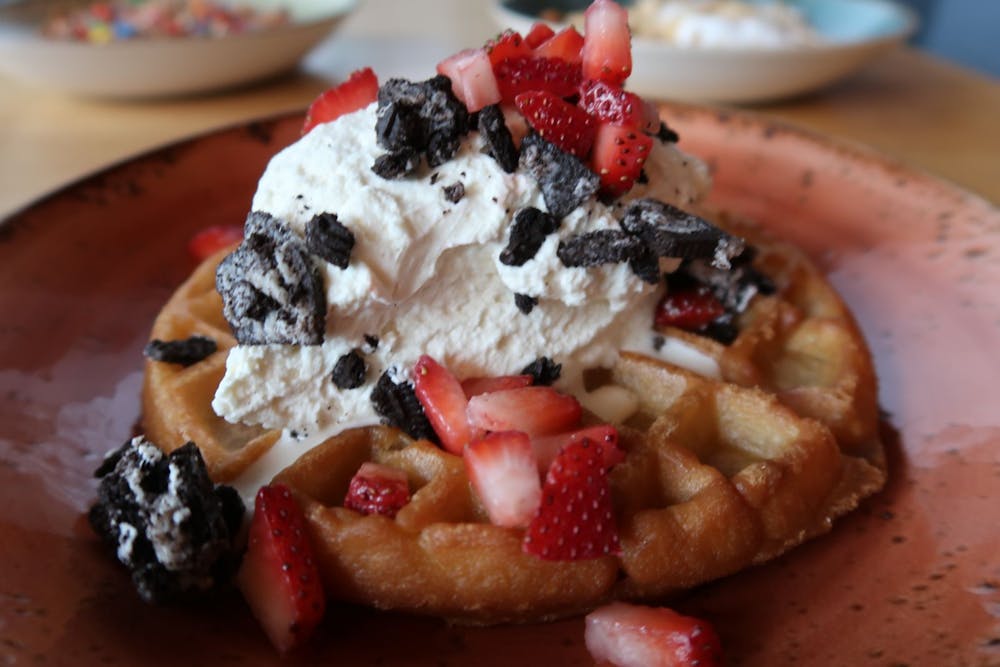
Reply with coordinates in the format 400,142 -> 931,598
305,212 -> 354,269
477,104 -> 519,173
143,335 -> 216,367
514,293 -> 538,314
677,252 -> 767,315
442,181 -> 465,203
371,370 -> 437,442
557,229 -> 648,268
363,334 -> 380,352
500,207 -> 559,266
89,437 -> 244,604
519,133 -> 599,219
331,350 -> 367,389
656,122 -> 680,144
216,211 -> 326,346
373,148 -> 422,179
700,312 -> 740,345
621,199 -> 745,268
629,246 -> 661,284
652,335 -> 665,351
521,356 -> 561,386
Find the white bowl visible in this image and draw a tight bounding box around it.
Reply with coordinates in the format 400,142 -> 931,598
0,0 -> 358,98
491,0 -> 918,103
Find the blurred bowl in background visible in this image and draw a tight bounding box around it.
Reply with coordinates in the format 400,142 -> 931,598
0,0 -> 358,98
491,0 -> 917,104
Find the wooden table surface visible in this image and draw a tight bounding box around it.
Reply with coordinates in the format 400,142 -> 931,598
1,0 -> 998,220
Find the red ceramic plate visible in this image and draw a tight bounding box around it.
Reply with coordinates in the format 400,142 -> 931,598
1,107 -> 998,666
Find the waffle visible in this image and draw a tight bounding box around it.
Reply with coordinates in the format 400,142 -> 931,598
142,232 -> 886,623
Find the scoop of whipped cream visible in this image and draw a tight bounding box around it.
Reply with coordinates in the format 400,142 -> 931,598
212,103 -> 714,438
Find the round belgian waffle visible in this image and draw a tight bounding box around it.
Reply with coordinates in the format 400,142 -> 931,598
142,230 -> 886,623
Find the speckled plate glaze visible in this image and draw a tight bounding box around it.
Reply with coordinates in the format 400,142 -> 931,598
1,106 -> 998,666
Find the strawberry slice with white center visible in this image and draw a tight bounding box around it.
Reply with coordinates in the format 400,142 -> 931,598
581,0 -> 632,85
301,67 -> 378,135
579,79 -> 651,130
343,462 -> 410,518
437,48 -> 502,112
533,25 -> 585,64
591,121 -> 653,197
585,602 -> 725,667
412,355 -> 478,455
460,373 -> 534,398
464,431 -> 542,527
467,385 -> 583,437
238,483 -> 326,653
531,423 -> 623,473
523,438 -> 620,560
515,90 -> 597,159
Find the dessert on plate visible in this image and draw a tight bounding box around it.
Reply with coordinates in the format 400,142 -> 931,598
89,0 -> 885,659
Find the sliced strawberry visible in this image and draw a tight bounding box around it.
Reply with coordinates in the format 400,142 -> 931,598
501,103 -> 531,147
523,438 -> 620,560
464,431 -> 541,528
590,122 -> 653,197
187,224 -> 243,262
533,26 -> 585,64
581,0 -> 632,85
532,424 -> 623,473
515,90 -> 597,159
412,355 -> 477,455
585,602 -> 725,667
437,48 -> 501,112
238,484 -> 326,653
467,385 -> 582,437
654,286 -> 726,331
524,21 -> 556,48
343,462 -> 410,518
578,79 -> 647,129
461,374 -> 533,398
485,29 -> 531,68
302,67 -> 378,135
493,56 -> 582,105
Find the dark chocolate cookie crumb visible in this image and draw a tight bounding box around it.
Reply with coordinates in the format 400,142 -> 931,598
216,211 -> 326,346
331,350 -> 367,389
521,356 -> 561,386
514,293 -> 538,314
699,312 -> 740,345
500,207 -> 559,266
557,229 -> 648,268
363,334 -> 380,352
372,148 -> 421,179
89,437 -> 244,604
305,212 -> 355,269
652,335 -> 665,351
519,133 -> 599,219
656,122 -> 680,144
442,181 -> 465,203
143,335 -> 216,367
371,370 -> 437,442
478,104 -> 519,173
621,199 -> 744,267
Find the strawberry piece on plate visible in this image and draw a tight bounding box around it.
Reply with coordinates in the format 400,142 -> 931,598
437,48 -> 502,112
460,373 -> 534,398
532,423 -> 623,473
524,21 -> 556,48
654,286 -> 726,330
485,29 -> 532,67
187,224 -> 243,262
579,79 -> 655,131
413,355 -> 477,455
523,438 -> 620,560
493,56 -> 583,104
464,431 -> 542,527
515,90 -> 597,159
238,484 -> 326,653
467,385 -> 583,437
302,67 -> 379,135
585,602 -> 725,667
581,0 -> 632,85
344,462 -> 410,518
591,121 -> 653,197
533,25 -> 585,64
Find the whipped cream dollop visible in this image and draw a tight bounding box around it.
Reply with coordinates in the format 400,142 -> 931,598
212,103 -> 714,438
629,0 -> 823,48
